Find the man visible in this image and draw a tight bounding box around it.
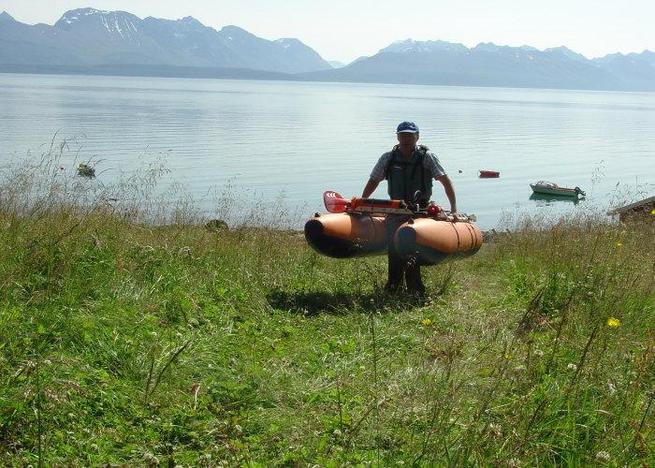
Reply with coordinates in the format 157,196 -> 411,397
361,121 -> 457,294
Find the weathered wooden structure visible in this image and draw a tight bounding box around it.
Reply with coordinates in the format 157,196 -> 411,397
608,195 -> 655,222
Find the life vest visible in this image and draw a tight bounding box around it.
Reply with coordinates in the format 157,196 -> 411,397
385,145 -> 433,204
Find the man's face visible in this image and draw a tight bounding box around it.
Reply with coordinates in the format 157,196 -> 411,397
397,132 -> 419,147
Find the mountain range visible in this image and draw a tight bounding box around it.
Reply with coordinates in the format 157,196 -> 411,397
0,8 -> 331,73
1,8 -> 654,91
301,40 -> 655,91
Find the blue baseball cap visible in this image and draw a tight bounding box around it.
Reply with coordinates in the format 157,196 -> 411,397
396,121 -> 419,133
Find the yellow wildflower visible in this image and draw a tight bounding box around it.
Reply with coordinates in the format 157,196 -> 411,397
615,242 -> 623,247
606,317 -> 621,328
651,209 -> 655,215
421,318 -> 433,326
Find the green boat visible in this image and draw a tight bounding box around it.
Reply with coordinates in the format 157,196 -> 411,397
530,181 -> 585,198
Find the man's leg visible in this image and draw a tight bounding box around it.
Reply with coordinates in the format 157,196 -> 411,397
385,215 -> 406,292
386,248 -> 405,292
405,257 -> 425,295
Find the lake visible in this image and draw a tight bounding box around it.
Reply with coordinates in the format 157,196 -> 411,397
1,73 -> 654,229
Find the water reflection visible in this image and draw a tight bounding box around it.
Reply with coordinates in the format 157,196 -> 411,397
529,193 -> 585,205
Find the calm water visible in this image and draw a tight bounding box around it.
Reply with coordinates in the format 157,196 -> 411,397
2,73 -> 654,229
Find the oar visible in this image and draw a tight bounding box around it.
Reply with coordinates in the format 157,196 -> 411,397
323,190 -> 350,213
323,191 -> 412,214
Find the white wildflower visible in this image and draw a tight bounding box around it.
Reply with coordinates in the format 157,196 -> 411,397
143,452 -> 160,465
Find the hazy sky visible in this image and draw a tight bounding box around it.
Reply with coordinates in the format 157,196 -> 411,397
1,0 -> 653,63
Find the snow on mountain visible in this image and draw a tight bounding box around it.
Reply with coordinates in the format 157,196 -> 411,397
380,39 -> 468,54
54,8 -> 142,43
56,7 -> 105,26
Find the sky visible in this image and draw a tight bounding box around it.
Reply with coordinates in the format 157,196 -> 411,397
1,0 -> 654,63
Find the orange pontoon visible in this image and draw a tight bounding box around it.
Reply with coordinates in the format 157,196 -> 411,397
305,192 -> 483,265
394,218 -> 483,265
305,213 -> 482,265
304,212 -> 387,258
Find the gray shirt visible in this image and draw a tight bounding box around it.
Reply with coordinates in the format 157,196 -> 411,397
370,148 -> 446,182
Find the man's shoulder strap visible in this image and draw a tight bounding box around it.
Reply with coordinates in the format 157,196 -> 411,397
385,145 -> 401,179
388,145 -> 402,162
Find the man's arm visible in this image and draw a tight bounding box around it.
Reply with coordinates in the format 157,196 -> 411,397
362,178 -> 380,198
435,175 -> 457,212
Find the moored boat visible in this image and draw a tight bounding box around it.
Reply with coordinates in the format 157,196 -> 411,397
530,181 -> 585,197
479,170 -> 500,178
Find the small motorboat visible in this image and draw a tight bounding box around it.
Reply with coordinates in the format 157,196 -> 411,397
530,181 -> 585,198
77,163 -> 96,178
479,170 -> 500,178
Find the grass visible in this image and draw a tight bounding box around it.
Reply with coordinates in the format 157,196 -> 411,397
0,150 -> 653,465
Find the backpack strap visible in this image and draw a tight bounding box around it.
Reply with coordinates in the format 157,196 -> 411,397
412,146 -> 427,203
384,145 -> 401,180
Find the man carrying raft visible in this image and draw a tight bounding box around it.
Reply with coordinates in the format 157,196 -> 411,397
304,121 -> 482,296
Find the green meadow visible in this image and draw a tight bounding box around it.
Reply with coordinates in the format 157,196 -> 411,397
0,152 -> 653,466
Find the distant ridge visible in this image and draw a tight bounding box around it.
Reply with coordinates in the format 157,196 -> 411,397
0,8 -> 332,74
298,39 -> 655,91
1,9 -> 654,91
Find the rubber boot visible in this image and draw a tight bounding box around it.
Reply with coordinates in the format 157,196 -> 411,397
385,215 -> 408,294
385,251 -> 405,293
405,257 -> 425,296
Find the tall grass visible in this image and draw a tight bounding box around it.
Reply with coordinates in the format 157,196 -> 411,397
0,144 -> 653,465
